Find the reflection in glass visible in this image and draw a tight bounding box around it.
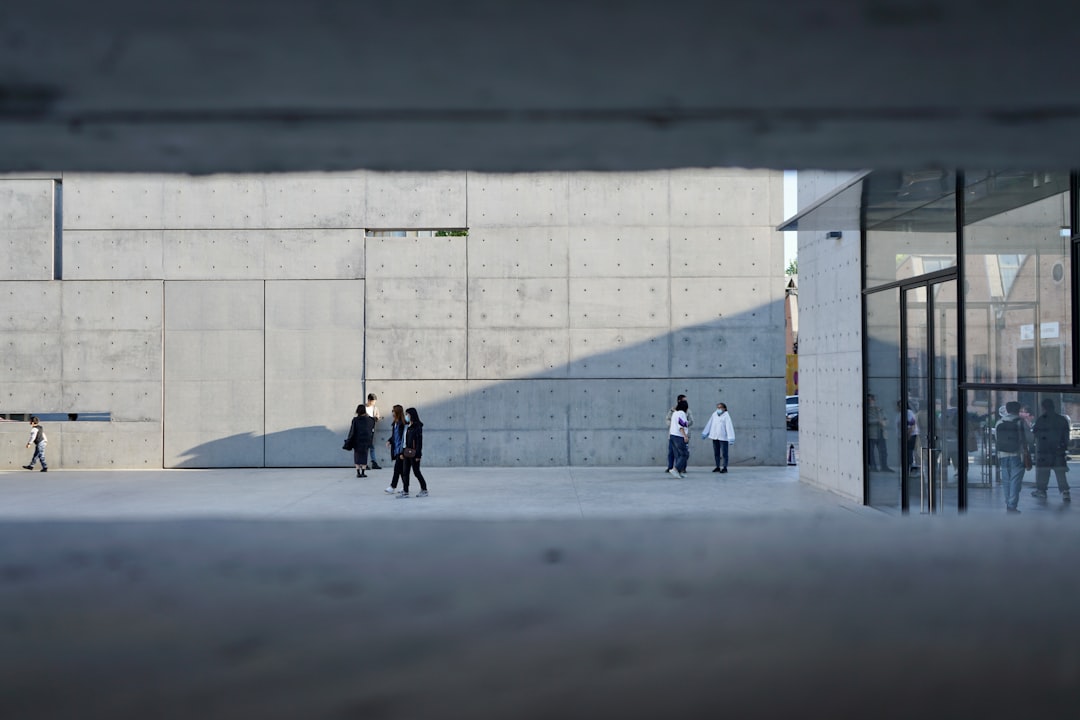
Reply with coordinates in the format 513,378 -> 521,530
865,170 -> 958,288
905,288 -> 929,511
1029,393 -> 1074,503
931,280 -> 959,515
866,288 -> 901,510
963,173 -> 1071,385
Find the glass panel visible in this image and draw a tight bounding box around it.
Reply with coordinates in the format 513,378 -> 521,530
866,288 -> 901,510
963,172 -> 1072,385
865,170 -> 958,288
932,280 -> 959,514
905,287 -> 929,511
965,391 -> 1077,515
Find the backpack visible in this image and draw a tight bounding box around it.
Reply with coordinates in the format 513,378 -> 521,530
996,419 -> 1022,453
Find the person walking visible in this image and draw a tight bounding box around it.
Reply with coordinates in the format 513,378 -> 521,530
667,399 -> 690,479
866,393 -> 890,471
1031,398 -> 1071,503
23,416 -> 47,472
897,401 -> 919,472
665,394 -> 694,473
384,405 -> 407,494
365,393 -> 382,469
398,407 -> 429,498
702,402 -> 735,473
942,396 -> 966,483
995,400 -> 1032,514
344,405 -> 375,478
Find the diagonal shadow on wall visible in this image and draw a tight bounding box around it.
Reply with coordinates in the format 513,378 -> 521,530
176,299 -> 787,469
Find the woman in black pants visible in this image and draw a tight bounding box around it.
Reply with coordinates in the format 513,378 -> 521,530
384,404 -> 406,494
398,407 -> 429,498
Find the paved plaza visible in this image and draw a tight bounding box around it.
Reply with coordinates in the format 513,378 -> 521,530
3,458 -> 1078,719
0,462 -> 873,521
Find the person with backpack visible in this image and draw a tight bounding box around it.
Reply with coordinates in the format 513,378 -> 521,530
23,416 -> 48,472
995,400 -> 1032,514
667,399 -> 690,479
665,394 -> 694,473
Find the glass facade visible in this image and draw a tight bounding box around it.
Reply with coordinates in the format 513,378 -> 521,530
962,173 -> 1072,388
864,170 -> 958,287
865,288 -> 900,507
785,169 -> 1078,514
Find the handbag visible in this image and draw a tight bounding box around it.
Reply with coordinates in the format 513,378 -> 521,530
343,438 -> 354,451
402,447 -> 417,459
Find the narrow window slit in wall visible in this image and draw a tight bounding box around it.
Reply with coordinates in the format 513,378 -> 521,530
365,229 -> 468,237
0,412 -> 111,422
53,179 -> 63,280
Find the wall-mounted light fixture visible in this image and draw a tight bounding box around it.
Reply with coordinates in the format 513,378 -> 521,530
826,231 -> 843,239
1061,226 -> 1072,238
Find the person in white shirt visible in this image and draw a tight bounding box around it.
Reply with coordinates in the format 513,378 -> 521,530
702,402 -> 735,473
665,394 -> 694,472
365,393 -> 382,469
667,399 -> 690,479
23,416 -> 48,472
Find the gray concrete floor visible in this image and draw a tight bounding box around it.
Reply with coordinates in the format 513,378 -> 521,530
0,462 -> 865,521
3,457 -> 1079,719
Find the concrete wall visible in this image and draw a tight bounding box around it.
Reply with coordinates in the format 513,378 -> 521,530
796,172 -> 865,500
1,170 -> 786,468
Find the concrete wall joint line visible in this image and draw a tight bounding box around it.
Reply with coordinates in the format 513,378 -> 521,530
565,171 -> 572,465
464,198 -> 471,463
159,280 -> 166,468
263,279 -> 267,466
58,226 -> 375,232
361,232 -> 368,404
666,171 -> 674,380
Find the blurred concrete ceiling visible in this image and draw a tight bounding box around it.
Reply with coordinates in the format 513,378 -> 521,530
1,0 -> 1077,173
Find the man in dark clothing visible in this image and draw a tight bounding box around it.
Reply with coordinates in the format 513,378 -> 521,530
1031,398 -> 1071,503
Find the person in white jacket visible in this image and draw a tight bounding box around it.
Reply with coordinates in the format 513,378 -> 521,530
702,403 -> 735,473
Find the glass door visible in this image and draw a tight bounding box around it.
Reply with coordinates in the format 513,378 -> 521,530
902,286 -> 929,511
901,279 -> 959,514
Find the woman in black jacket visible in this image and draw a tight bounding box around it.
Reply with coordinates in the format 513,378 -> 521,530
346,404 -> 375,478
398,407 -> 429,498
